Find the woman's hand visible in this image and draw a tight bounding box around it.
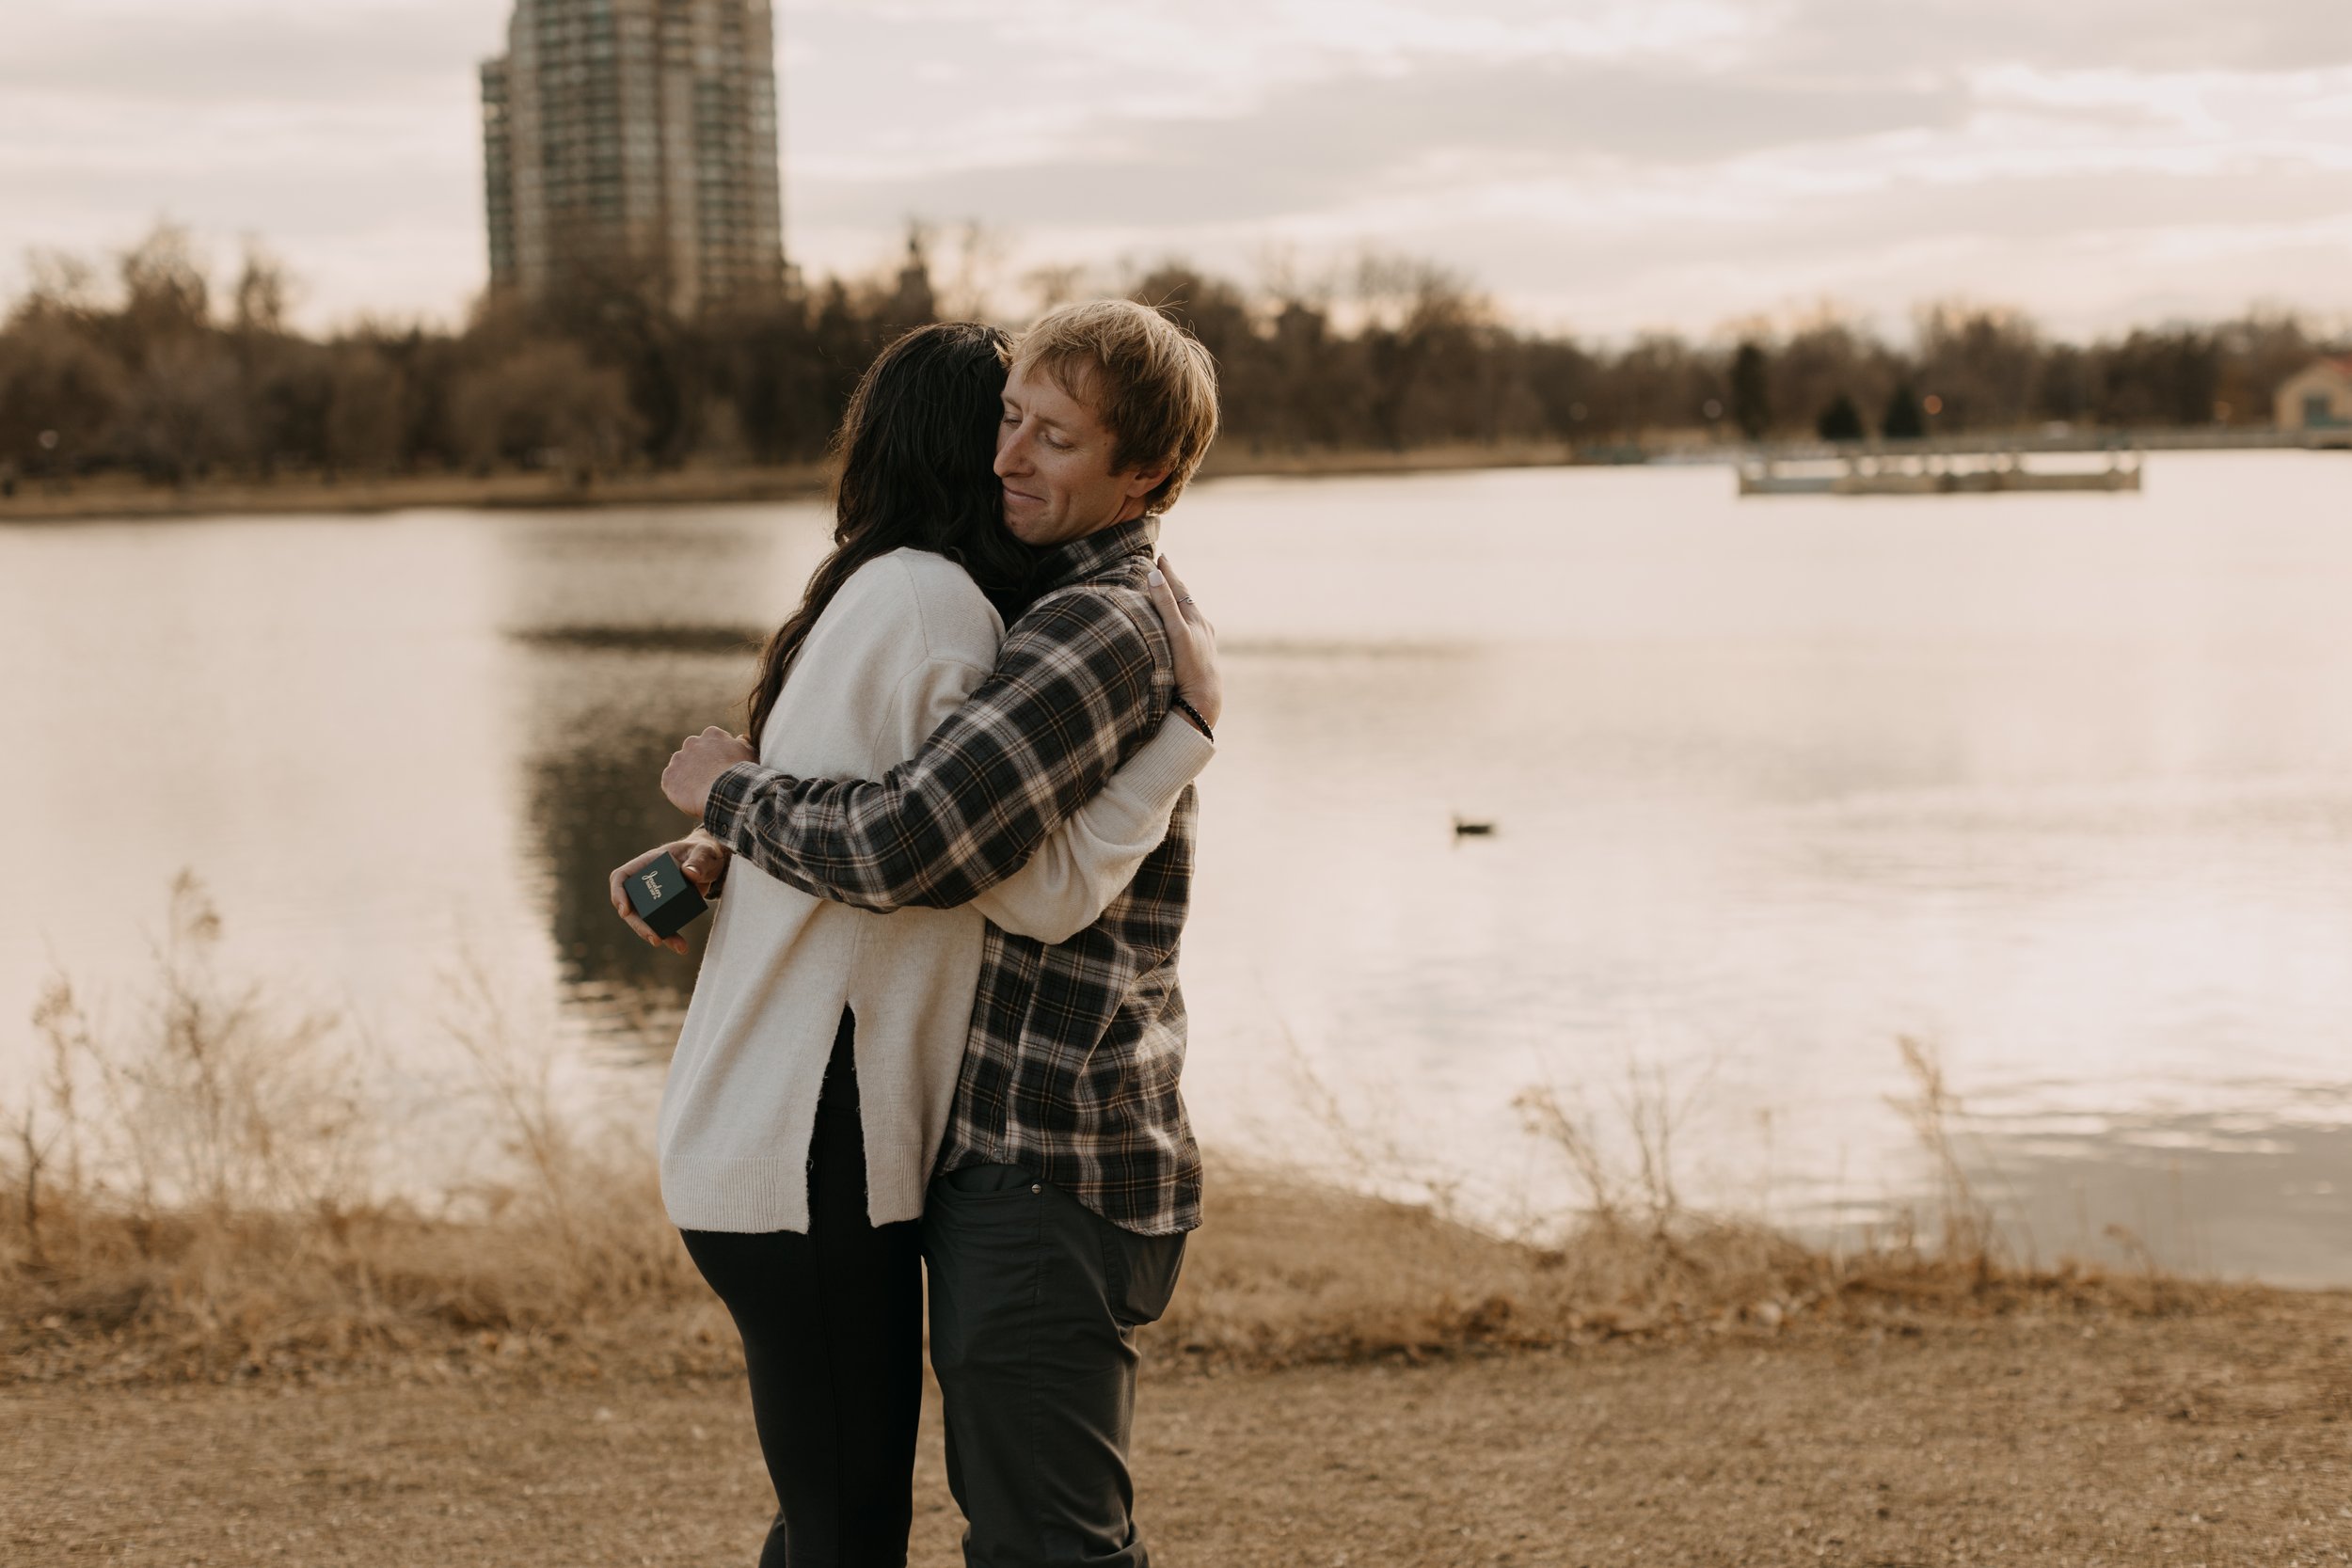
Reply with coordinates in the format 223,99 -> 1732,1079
662,727 -> 757,817
1146,554 -> 1221,732
608,832 -> 731,955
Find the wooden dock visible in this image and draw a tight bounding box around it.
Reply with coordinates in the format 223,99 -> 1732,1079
1739,447 -> 2143,498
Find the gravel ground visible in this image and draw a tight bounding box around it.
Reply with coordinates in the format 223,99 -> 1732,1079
7,1296 -> 2350,1567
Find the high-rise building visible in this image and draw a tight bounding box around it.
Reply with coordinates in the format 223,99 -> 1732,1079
480,0 -> 785,316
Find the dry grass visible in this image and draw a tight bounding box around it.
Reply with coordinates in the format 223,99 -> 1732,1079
1159,1164 -> 2222,1372
3,876 -> 718,1385
3,879 -> 2245,1387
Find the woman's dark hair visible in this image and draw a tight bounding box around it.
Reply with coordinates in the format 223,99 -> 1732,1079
745,321 -> 1032,746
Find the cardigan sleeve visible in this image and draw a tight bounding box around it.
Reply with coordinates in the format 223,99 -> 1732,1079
969,719 -> 1211,942
886,647 -> 1210,942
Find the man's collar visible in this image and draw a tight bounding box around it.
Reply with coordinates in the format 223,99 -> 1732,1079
1037,514 -> 1160,592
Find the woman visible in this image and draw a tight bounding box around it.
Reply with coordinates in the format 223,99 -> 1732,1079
606,321 -> 1218,1568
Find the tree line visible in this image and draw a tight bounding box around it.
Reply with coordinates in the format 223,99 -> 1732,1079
0,223 -> 2341,486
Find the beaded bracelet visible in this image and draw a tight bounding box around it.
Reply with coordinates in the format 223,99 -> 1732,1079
1171,695 -> 1215,743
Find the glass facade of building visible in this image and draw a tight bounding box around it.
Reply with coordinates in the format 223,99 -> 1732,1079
481,0 -> 785,315
480,57 -> 516,289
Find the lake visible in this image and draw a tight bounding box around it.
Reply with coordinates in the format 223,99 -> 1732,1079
4,451 -> 2348,1283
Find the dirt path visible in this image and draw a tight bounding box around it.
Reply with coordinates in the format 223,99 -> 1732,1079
8,1298 -> 2350,1567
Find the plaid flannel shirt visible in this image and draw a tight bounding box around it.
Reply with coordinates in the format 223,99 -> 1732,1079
700,515 -> 1202,1235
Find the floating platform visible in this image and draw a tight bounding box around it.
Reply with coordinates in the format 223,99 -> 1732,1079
1739,449 -> 2143,498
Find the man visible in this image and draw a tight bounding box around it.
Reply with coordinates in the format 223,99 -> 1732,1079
659,298 -> 1222,1568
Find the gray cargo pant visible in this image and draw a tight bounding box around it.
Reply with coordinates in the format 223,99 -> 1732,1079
920,1164 -> 1187,1568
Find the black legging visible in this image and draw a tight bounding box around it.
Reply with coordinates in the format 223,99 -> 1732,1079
679,1009 -> 923,1568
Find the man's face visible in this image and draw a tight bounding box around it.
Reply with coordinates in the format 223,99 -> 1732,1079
994,357 -> 1168,548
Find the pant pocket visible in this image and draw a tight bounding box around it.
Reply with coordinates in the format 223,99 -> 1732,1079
920,1171 -> 1047,1379
940,1162 -> 1036,1198
1101,1225 -> 1186,1330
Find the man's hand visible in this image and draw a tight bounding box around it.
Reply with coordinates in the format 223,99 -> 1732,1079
608,833 -> 732,955
1146,554 -> 1221,731
662,727 -> 757,818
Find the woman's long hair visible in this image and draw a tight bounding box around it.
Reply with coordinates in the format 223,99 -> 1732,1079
744,321 -> 1033,747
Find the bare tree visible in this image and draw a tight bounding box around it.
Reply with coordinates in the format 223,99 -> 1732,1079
324,341 -> 409,474
115,224 -> 214,360
447,339 -> 643,473
231,239 -> 296,337
929,220 -> 1012,321
1915,302 -> 2044,430
0,314 -> 126,469
118,336 -> 250,483
1019,262 -> 1089,320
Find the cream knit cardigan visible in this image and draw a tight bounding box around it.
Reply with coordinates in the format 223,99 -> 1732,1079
657,547 -> 1213,1232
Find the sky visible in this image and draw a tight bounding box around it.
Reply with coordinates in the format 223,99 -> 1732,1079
3,0 -> 2348,342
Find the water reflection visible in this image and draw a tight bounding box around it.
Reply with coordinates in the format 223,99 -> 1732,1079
486,508 -> 819,1053
509,641 -> 738,1041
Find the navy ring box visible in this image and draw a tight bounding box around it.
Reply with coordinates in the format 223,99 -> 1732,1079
627,851 -> 709,939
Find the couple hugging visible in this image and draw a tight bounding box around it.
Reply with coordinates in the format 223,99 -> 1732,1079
608,299 -> 1225,1568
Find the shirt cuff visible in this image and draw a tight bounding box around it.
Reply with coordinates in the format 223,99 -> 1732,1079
702,760 -> 772,849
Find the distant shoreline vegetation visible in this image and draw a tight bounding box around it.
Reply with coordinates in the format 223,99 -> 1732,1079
1,222 -> 2344,511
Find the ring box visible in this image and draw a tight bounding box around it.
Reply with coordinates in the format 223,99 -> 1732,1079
627,851 -> 709,939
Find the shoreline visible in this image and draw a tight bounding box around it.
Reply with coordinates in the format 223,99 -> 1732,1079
5,1154 -> 2334,1390
0,443 -> 1598,525
0,464 -> 840,525
3,432 -> 2341,526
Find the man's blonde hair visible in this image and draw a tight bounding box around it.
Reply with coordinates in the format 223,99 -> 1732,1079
1014,299 -> 1220,514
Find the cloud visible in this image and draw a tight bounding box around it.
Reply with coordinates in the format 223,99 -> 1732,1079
801,0 -> 1769,79
1760,0 -> 2352,75
1660,0 -> 2344,74
0,2 -> 501,106
787,49 -> 2352,339
4,0 -> 2349,335
0,2 -> 494,326
792,60 -> 1969,229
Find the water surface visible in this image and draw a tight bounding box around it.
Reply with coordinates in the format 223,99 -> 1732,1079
4,452 -> 2347,1282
